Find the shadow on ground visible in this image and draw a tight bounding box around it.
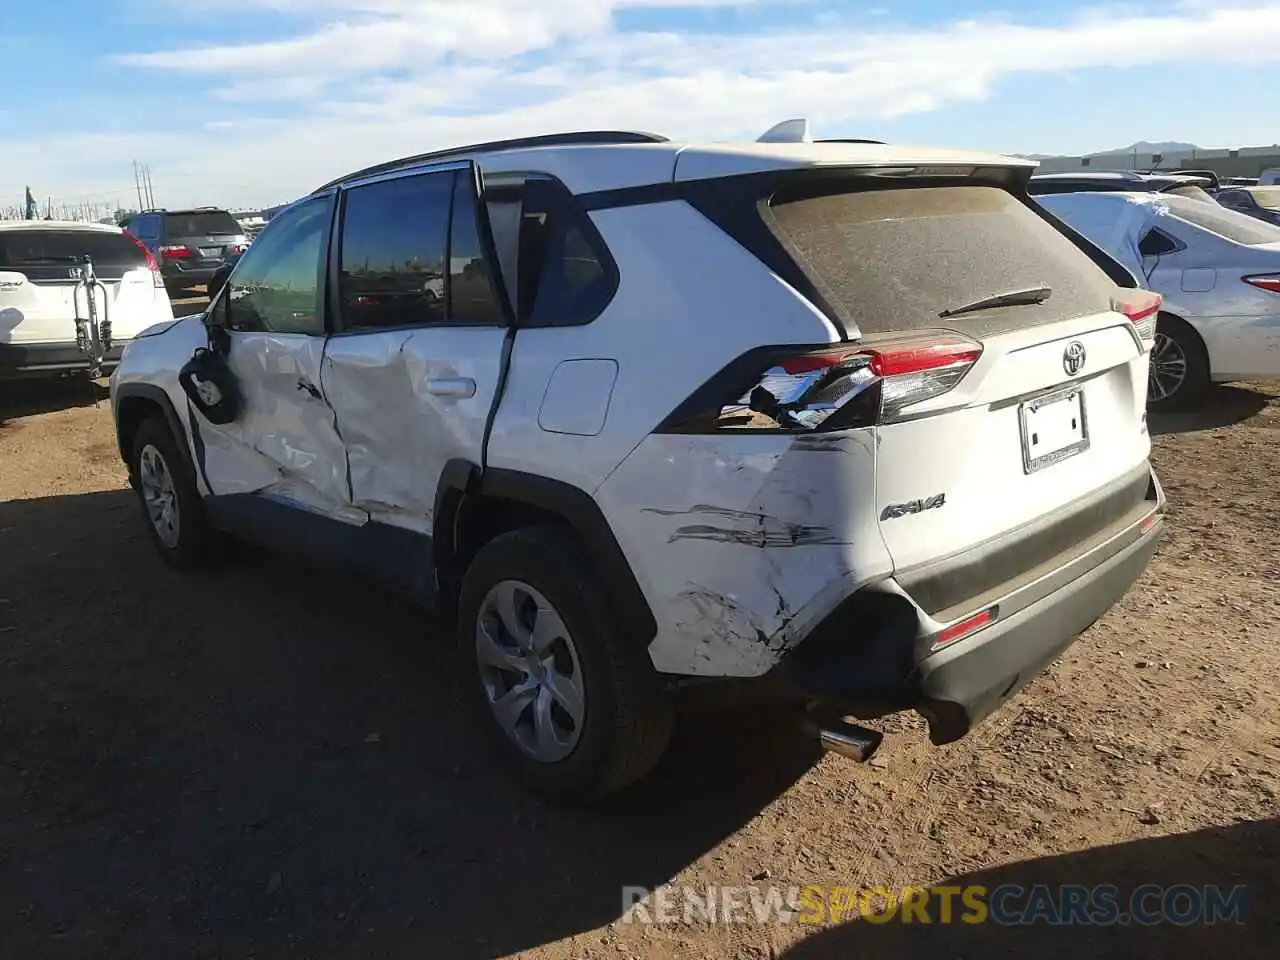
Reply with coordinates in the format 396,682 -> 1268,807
781,817 -> 1278,960
0,490 -> 821,958
0,378 -> 108,426
1149,383 -> 1275,436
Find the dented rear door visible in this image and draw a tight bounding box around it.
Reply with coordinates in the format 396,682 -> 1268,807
320,162 -> 510,533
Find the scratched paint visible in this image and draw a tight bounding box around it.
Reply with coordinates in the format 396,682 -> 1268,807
595,430 -> 893,678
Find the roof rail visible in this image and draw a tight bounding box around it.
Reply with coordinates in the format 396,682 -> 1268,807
818,138 -> 887,145
314,130 -> 670,192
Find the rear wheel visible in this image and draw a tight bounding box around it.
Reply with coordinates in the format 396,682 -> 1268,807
457,525 -> 673,804
1148,314 -> 1209,411
130,415 -> 223,568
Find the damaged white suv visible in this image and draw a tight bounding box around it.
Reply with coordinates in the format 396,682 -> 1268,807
110,124 -> 1167,803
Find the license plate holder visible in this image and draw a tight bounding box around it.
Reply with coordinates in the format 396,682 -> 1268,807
1019,386 -> 1089,474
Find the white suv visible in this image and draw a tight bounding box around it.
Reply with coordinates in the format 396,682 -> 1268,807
110,126 -> 1167,803
1,221 -> 174,380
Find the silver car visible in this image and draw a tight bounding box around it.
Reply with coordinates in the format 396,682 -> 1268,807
1038,191 -> 1280,409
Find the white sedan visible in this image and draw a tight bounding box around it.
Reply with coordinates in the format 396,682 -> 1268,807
1037,191 -> 1280,408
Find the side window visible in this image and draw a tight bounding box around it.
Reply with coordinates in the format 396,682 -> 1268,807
1138,228 -> 1180,258
448,172 -> 506,325
339,171 -> 451,331
224,195 -> 331,335
518,178 -> 618,327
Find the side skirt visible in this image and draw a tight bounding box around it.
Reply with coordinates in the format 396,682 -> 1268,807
206,493 -> 437,608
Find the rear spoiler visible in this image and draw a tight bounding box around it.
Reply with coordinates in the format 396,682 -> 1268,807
1146,168 -> 1221,190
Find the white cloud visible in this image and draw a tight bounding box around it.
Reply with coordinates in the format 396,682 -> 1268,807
12,2 -> 1280,207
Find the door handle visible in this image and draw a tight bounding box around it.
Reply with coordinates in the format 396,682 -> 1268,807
425,377 -> 476,398
297,378 -> 322,400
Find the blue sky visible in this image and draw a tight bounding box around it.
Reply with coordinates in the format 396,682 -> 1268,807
3,0 -> 1280,210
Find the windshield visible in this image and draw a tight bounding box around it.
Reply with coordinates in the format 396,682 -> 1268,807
164,211 -> 243,237
1162,194 -> 1280,244
1249,187 -> 1280,212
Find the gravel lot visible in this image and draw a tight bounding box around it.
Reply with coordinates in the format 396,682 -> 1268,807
1,327 -> 1277,958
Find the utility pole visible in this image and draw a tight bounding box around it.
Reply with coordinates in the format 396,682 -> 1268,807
134,161 -> 146,211
143,164 -> 156,208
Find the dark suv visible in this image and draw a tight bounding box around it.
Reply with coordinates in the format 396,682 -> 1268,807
122,208 -> 248,296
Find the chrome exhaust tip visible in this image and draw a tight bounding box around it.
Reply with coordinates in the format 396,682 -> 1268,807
803,713 -> 883,763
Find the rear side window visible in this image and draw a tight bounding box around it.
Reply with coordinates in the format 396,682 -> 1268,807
1163,195 -> 1280,244
517,178 -> 617,328
447,171 -> 506,325
769,184 -> 1117,337
1138,229 -> 1180,257
337,169 -> 507,331
0,229 -> 146,282
163,211 -> 242,237
339,171 -> 451,330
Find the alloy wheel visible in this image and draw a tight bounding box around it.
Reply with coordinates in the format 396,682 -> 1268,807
1149,331 -> 1188,403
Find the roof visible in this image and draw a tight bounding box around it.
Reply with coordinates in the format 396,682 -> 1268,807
316,127 -> 1035,197
0,220 -> 121,233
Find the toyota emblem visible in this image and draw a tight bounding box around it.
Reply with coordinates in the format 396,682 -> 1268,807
1062,341 -> 1086,377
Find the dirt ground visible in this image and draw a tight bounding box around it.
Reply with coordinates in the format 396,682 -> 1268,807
1,343 -> 1277,958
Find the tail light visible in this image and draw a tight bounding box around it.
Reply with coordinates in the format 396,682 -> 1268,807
123,230 -> 165,290
657,332 -> 983,434
1243,274 -> 1280,294
158,244 -> 195,260
1113,290 -> 1161,343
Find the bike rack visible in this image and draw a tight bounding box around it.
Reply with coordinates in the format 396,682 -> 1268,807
70,256 -> 113,379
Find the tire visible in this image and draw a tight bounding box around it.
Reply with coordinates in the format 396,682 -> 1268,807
457,525 -> 674,804
1148,314 -> 1210,412
129,415 -> 223,568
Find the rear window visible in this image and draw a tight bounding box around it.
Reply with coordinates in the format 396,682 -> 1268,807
0,229 -> 146,282
1164,184 -> 1215,203
1249,187 -> 1280,212
769,184 -> 1117,336
1162,195 -> 1280,244
163,211 -> 243,237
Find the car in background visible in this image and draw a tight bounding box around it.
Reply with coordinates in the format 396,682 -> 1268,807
122,207 -> 248,297
1214,186 -> 1280,226
1037,191 -> 1280,409
0,221 -> 174,380
1028,171 -> 1217,203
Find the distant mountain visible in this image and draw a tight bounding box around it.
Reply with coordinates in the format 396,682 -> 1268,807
1095,141 -> 1200,156
1011,141 -> 1202,161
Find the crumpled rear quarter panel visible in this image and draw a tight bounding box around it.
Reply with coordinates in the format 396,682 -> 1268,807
595,430 -> 893,677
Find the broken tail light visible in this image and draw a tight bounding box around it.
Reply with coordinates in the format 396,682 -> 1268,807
1112,290 -> 1162,343
657,332 -> 983,433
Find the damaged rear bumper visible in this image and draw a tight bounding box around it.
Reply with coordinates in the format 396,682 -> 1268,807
769,466 -> 1166,745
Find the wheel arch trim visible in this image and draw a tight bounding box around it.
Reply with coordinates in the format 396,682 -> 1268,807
113,383 -> 193,474
432,460 -> 658,647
